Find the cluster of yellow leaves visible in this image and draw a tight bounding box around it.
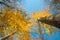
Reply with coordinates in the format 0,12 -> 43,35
31,9 -> 54,34
17,31 -> 31,40
0,8 -> 32,39
31,9 -> 50,19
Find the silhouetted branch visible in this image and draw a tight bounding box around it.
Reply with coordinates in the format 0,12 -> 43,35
0,30 -> 16,40
0,1 -> 13,9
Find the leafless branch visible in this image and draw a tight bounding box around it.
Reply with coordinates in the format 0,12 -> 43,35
0,30 -> 16,40
0,1 -> 13,9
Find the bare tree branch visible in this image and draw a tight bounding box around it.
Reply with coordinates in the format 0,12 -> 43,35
0,31 -> 16,40
0,1 -> 13,9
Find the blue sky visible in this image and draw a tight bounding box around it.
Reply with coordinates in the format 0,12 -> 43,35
21,0 -> 45,13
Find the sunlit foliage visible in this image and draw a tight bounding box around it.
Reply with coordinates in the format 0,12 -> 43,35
0,8 -> 55,40
0,8 -> 32,40
31,9 -> 54,34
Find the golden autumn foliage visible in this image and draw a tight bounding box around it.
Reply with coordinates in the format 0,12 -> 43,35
31,9 -> 54,34
31,9 -> 51,20
17,31 -> 31,40
0,8 -> 55,40
0,8 -> 32,40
